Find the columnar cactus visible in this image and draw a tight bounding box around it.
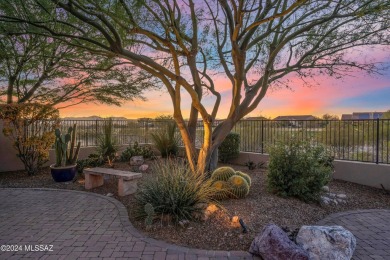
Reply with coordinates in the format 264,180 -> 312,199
144,203 -> 155,226
211,167 -> 236,181
54,124 -> 81,167
228,175 -> 250,199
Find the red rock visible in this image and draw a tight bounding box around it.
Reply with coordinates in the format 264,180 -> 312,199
249,224 -> 309,260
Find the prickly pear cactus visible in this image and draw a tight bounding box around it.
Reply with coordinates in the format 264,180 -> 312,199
211,180 -> 230,200
236,171 -> 252,186
144,203 -> 155,226
228,175 -> 250,199
211,167 -> 236,181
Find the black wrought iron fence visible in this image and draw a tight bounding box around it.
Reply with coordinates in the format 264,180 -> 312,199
52,118 -> 390,164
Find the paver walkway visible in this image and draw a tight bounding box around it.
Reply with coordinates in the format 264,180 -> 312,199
317,209 -> 390,260
0,188 -> 389,260
0,188 -> 255,260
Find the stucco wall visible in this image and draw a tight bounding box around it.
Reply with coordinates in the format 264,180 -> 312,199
0,120 -> 131,172
226,152 -> 390,190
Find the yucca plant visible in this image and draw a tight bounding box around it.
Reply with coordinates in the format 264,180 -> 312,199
135,159 -> 217,222
150,121 -> 179,158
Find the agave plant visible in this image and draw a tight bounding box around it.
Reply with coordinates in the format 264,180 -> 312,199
150,121 -> 179,158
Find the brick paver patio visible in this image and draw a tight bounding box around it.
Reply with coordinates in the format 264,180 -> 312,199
0,188 -> 255,259
316,209 -> 390,260
0,188 -> 389,259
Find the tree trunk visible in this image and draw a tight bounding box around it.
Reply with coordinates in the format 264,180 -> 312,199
208,148 -> 218,173
199,119 -> 236,174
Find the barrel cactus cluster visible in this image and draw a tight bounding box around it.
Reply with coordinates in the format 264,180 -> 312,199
210,167 -> 252,199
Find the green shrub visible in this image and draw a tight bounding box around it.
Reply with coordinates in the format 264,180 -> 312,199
218,132 -> 240,163
211,167 -> 236,181
135,159 -> 216,222
150,121 -> 179,158
267,138 -> 333,202
0,103 -> 59,175
76,153 -> 104,173
120,142 -> 154,162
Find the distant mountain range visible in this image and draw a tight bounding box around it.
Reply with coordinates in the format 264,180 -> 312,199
62,116 -> 129,120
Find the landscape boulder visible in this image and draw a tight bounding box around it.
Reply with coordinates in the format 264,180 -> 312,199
296,225 -> 356,260
130,156 -> 144,166
139,164 -> 149,172
249,224 -> 309,260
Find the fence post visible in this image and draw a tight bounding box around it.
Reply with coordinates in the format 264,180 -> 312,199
376,118 -> 380,164
261,120 -> 264,154
95,120 -> 98,146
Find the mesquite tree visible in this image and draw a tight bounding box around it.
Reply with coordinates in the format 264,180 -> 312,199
1,0 -> 388,174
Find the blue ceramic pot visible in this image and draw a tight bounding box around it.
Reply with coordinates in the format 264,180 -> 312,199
50,164 -> 77,182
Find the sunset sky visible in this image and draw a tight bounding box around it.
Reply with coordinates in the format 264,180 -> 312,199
61,50 -> 390,120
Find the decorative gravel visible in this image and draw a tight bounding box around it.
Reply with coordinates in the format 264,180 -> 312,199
1,161 -> 389,251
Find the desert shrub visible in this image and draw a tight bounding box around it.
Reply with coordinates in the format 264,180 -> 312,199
135,159 -> 216,222
150,121 -> 179,158
76,153 -> 105,173
120,142 -> 153,162
0,103 -> 59,175
218,132 -> 240,163
267,138 -> 333,202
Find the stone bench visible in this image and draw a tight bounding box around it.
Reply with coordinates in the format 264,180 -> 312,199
84,167 -> 142,196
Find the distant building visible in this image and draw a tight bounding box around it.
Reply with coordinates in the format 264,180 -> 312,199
273,115 -> 317,127
273,115 -> 317,121
245,116 -> 269,120
341,112 -> 384,120
341,114 -> 353,120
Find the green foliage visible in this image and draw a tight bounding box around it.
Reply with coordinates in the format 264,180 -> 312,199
54,124 -> 81,167
236,171 -> 252,186
228,175 -> 250,199
120,142 -> 153,162
267,138 -> 334,202
150,121 -> 179,158
0,103 -> 59,175
144,203 -> 155,226
245,160 -> 256,170
135,159 -> 216,222
76,153 -> 104,173
218,132 -> 240,163
97,118 -> 118,161
0,10 -> 157,107
211,167 -> 236,181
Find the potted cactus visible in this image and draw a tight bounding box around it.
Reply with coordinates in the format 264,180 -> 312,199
50,124 -> 81,182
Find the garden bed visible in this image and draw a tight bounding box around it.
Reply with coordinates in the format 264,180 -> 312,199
1,161 -> 389,251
